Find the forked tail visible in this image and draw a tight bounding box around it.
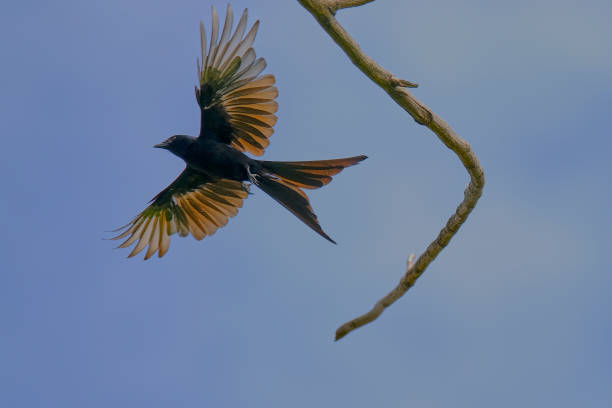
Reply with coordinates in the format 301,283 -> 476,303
252,156 -> 367,243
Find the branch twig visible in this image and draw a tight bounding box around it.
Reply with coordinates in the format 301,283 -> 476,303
297,0 -> 486,341
325,0 -> 375,14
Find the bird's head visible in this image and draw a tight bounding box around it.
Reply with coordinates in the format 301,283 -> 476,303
154,135 -> 194,158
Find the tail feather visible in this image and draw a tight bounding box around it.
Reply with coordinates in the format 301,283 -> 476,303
253,175 -> 336,244
260,155 -> 367,189
253,155 -> 367,243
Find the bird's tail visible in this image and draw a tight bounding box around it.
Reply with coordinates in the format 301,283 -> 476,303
252,155 -> 367,243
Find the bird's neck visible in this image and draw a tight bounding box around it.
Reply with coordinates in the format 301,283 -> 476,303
169,136 -> 196,160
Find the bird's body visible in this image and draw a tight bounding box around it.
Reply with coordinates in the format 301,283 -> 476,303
113,5 -> 366,259
171,136 -> 257,182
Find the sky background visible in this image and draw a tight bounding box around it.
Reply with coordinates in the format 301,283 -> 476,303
2,0 -> 611,406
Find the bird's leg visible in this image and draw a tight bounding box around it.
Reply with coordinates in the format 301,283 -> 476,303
245,165 -> 260,185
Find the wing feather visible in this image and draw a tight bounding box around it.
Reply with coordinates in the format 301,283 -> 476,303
207,6 -> 219,68
129,217 -> 153,258
226,103 -> 278,115
112,168 -> 248,259
197,8 -> 277,156
231,22 -> 260,68
144,217 -> 160,260
213,5 -> 234,69
201,16 -> 212,71
158,217 -> 170,258
218,10 -> 249,72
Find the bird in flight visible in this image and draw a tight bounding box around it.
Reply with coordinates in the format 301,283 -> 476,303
112,5 -> 366,259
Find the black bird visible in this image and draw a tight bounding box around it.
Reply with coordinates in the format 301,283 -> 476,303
113,5 -> 366,259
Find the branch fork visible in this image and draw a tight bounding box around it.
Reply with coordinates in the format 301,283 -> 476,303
323,0 -> 376,15
390,76 -> 418,88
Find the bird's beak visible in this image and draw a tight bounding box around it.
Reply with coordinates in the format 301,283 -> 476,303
153,142 -> 167,149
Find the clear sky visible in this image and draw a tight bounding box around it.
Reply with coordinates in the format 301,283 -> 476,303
2,0 -> 611,406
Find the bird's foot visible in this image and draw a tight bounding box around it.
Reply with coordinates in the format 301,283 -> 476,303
246,167 -> 260,185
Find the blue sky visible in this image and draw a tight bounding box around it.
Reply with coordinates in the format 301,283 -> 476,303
2,0 -> 611,406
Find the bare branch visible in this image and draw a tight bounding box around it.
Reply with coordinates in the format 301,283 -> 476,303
297,0 -> 486,341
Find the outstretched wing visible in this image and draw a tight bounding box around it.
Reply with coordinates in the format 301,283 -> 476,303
112,168 -> 249,259
196,5 -> 278,156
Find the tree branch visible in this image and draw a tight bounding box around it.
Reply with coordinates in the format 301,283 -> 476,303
297,0 -> 486,341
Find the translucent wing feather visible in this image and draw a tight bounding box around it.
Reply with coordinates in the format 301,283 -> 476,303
196,6 -> 277,156
112,168 -> 249,259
